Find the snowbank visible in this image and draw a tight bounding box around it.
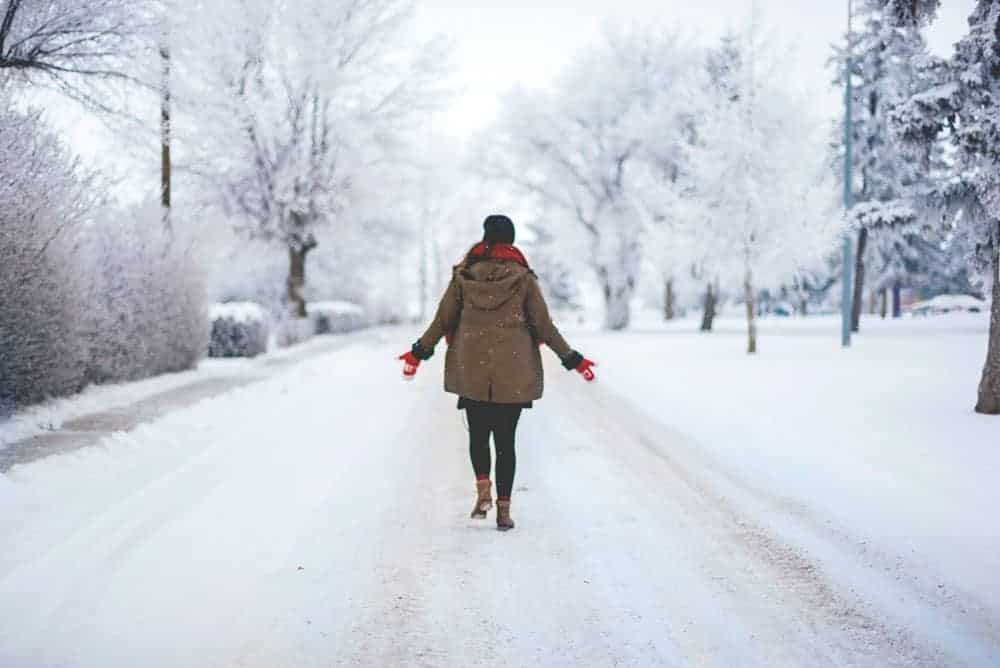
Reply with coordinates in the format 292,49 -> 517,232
209,301 -> 267,324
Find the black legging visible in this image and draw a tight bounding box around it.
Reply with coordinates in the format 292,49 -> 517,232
466,403 -> 522,499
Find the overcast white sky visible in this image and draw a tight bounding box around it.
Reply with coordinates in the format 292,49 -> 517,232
413,0 -> 977,137
50,1 -> 978,181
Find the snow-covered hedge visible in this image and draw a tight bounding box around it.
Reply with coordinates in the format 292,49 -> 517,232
208,302 -> 269,358
78,203 -> 208,384
310,301 -> 367,335
0,106 -> 207,416
0,107 -> 88,415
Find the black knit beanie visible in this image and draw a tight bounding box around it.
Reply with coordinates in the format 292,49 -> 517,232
483,214 -> 515,245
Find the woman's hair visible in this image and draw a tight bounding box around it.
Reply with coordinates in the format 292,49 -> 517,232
483,214 -> 515,245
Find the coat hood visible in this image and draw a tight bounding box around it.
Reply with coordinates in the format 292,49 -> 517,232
457,258 -> 530,311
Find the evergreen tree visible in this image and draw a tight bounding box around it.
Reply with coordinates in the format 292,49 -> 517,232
834,0 -> 937,331
889,1 -> 1000,414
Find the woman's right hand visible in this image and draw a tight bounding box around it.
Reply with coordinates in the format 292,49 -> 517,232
575,358 -> 597,382
398,351 -> 421,380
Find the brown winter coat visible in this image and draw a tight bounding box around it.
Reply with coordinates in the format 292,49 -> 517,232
416,256 -> 576,404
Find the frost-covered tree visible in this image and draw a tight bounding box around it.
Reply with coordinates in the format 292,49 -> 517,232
0,0 -> 154,107
834,0 -> 937,331
889,1 -> 1000,414
484,25 -> 699,330
187,0 -> 442,319
875,0 -> 940,27
690,33 -> 743,332
684,21 -> 840,353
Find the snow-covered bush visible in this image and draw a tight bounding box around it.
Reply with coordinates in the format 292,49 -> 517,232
0,106 -> 90,415
309,301 -> 367,335
208,303 -> 269,358
0,106 -> 207,415
76,202 -> 208,384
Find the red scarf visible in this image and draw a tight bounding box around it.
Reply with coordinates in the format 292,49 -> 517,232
468,242 -> 530,268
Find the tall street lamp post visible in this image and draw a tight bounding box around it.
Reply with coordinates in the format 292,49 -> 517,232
841,0 -> 855,348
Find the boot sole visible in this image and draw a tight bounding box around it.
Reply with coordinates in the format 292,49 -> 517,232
496,524 -> 515,532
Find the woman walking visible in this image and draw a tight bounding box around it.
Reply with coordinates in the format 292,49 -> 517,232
399,215 -> 596,531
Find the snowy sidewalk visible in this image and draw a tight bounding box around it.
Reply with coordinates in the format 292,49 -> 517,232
0,329 -> 383,473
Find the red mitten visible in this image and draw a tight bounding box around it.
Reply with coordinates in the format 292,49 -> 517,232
575,358 -> 597,382
398,352 -> 421,380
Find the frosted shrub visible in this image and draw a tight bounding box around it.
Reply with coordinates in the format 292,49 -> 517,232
0,108 -> 208,415
208,303 -> 269,358
0,107 -> 89,416
78,202 -> 208,384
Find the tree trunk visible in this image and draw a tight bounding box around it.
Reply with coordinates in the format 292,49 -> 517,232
879,288 -> 888,319
602,280 -> 633,330
160,40 -> 171,228
851,227 -> 868,333
892,281 -> 902,318
700,282 -> 716,332
664,278 -> 675,321
745,268 -> 757,354
975,225 -> 1000,415
287,246 -> 311,319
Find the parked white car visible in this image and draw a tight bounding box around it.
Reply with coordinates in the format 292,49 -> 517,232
906,294 -> 986,316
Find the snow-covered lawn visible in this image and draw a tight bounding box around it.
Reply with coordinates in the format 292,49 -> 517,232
0,314 -> 997,666
577,312 -> 999,640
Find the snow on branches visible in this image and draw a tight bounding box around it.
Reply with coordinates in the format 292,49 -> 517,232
684,21 -> 840,352
874,0 -> 941,27
483,25 -> 700,330
888,0 -> 1000,413
484,18 -> 841,338
0,0 -> 156,106
185,0 -> 442,319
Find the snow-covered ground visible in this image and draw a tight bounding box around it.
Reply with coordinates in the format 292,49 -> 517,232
0,315 -> 997,666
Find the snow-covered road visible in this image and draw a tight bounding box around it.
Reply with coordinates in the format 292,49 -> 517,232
1,329 -> 998,667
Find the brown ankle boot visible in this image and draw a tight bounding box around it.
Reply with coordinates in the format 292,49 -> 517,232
471,479 -> 493,519
496,498 -> 515,531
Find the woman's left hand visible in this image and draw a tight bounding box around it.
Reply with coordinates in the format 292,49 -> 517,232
575,358 -> 597,382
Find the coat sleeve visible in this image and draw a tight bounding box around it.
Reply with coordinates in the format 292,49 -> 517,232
524,275 -> 583,369
412,274 -> 462,360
